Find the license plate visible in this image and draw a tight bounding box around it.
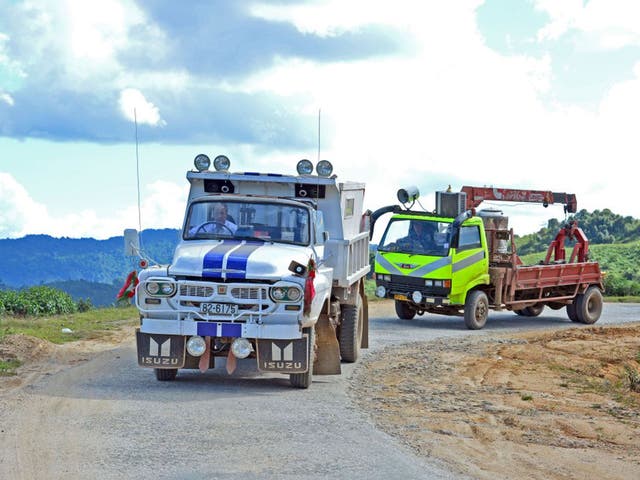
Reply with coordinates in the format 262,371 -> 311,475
200,303 -> 239,315
394,294 -> 408,301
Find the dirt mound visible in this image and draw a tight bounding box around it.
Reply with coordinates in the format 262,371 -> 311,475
350,323 -> 640,480
0,334 -> 55,363
0,326 -> 135,393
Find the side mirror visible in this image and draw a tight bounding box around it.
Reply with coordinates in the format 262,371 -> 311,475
124,229 -> 140,256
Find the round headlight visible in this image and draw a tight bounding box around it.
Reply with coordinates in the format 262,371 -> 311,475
296,159 -> 313,175
213,155 -> 230,171
271,287 -> 286,301
375,285 -> 386,298
160,283 -> 175,295
194,154 -> 211,171
187,336 -> 207,357
316,160 -> 333,177
412,291 -> 423,303
287,287 -> 301,301
146,282 -> 160,295
231,338 -> 253,359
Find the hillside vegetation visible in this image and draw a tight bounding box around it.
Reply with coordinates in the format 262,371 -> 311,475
515,209 -> 640,297
516,209 -> 640,255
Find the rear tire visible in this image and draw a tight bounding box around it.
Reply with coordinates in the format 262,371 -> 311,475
395,300 -> 416,320
155,368 -> 178,381
290,326 -> 315,389
464,290 -> 489,330
340,293 -> 364,362
567,302 -> 579,322
575,286 -> 603,324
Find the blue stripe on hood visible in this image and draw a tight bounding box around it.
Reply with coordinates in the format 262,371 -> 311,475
226,241 -> 264,279
203,241 -> 242,279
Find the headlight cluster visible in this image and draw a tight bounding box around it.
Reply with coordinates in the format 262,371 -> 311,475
270,286 -> 302,302
425,279 -> 451,288
378,274 -> 391,282
145,281 -> 176,297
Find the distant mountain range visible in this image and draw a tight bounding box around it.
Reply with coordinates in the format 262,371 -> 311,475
0,229 -> 180,306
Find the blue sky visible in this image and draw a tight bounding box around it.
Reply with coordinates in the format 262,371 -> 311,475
1,0 -> 640,241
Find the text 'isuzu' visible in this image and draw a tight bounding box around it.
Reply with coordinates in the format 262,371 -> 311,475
125,155 -> 370,388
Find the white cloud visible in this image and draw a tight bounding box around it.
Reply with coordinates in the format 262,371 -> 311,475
0,174 -> 186,239
536,0 -> 640,48
0,93 -> 14,106
0,173 -> 49,238
118,88 -> 166,127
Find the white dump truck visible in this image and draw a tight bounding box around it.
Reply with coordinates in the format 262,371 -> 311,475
126,154 -> 370,388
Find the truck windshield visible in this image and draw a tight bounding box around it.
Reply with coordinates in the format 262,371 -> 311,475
184,200 -> 310,245
378,218 -> 450,256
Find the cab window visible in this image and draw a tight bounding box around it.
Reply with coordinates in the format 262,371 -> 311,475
458,225 -> 481,250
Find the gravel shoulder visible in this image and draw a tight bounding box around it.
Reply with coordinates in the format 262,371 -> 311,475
349,320 -> 640,480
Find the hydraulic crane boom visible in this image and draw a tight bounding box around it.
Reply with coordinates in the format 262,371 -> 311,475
460,186 -> 577,213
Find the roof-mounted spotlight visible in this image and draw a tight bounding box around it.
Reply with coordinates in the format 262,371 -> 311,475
213,155 -> 231,172
397,186 -> 420,204
296,159 -> 314,175
194,154 -> 211,172
316,160 -> 333,177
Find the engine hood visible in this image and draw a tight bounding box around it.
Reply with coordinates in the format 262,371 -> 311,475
169,240 -> 313,281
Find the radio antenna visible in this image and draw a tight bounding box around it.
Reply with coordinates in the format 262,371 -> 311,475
317,108 -> 321,163
134,108 -> 142,234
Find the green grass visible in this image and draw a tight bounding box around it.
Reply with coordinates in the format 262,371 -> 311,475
0,358 -> 22,376
0,306 -> 139,345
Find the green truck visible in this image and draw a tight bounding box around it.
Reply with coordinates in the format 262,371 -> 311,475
372,186 -> 604,329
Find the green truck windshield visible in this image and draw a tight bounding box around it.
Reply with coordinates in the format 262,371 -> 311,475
379,218 -> 451,257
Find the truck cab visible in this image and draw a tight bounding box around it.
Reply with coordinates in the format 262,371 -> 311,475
375,211 -> 490,319
129,155 -> 370,388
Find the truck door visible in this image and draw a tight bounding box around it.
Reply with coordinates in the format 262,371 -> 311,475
451,224 -> 488,297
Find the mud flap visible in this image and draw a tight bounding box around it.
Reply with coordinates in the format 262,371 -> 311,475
313,313 -> 341,375
256,336 -> 309,373
136,329 -> 186,369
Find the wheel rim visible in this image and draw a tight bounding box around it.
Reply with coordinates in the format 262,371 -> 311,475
476,299 -> 487,322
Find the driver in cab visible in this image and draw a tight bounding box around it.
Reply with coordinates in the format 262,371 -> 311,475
189,203 -> 238,236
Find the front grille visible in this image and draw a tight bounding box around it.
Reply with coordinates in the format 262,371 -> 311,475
231,287 -> 267,300
380,275 -> 450,296
180,285 -> 214,297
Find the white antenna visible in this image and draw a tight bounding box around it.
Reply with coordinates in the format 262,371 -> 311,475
134,108 -> 142,234
317,108 -> 321,163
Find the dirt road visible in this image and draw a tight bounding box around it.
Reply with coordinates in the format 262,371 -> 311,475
1,302 -> 639,479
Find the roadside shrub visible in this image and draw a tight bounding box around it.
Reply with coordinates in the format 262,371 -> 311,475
77,298 -> 93,312
625,365 -> 640,393
0,286 -> 77,316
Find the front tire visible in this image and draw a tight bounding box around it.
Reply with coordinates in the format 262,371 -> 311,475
290,326 -> 315,389
339,293 -> 364,363
464,290 -> 489,330
395,300 -> 416,320
155,368 -> 178,381
575,286 -> 603,324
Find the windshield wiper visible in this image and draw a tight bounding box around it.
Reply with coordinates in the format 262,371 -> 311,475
234,235 -> 271,243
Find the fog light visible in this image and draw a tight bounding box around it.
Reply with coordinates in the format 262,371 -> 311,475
375,285 -> 386,298
187,336 -> 207,357
231,338 -> 253,359
412,291 -> 423,303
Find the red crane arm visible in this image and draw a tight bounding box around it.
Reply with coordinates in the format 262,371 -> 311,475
460,186 -> 577,213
